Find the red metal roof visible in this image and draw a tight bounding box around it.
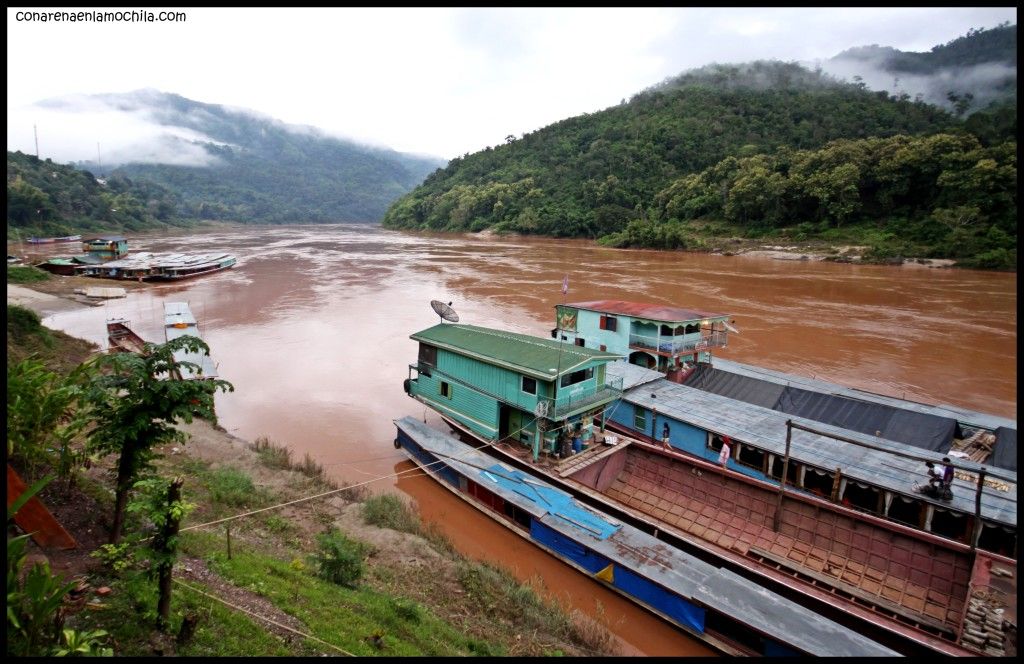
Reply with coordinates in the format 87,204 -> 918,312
562,300 -> 728,323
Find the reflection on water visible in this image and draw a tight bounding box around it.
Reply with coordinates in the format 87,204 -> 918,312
35,223 -> 1017,655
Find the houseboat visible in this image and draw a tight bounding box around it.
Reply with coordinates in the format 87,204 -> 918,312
394,416 -> 898,656
82,235 -> 129,260
77,252 -> 236,281
403,310 -> 1017,656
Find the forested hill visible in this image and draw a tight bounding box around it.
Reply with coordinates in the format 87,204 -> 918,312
63,90 -> 446,224
7,150 -> 191,236
382,43 -> 1016,268
382,61 -> 959,238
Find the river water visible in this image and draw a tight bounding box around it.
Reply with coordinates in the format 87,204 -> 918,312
33,223 -> 1017,655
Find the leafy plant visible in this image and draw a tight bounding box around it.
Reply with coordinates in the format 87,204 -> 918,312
312,529 -> 370,588
90,543 -> 136,574
7,541 -> 77,656
80,336 -> 232,543
53,628 -> 113,657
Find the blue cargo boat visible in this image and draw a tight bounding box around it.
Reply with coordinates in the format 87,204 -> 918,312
394,416 -> 898,657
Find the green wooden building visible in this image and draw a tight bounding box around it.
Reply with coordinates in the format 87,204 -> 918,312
405,323 -> 624,460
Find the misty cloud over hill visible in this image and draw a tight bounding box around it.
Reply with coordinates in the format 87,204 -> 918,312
820,23 -> 1016,113
16,90 -> 447,223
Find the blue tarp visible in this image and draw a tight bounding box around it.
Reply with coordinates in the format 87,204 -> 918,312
487,465 -> 620,540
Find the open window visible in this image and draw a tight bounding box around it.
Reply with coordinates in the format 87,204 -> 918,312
521,376 -> 537,395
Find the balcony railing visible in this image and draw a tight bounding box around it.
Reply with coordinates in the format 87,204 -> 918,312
628,331 -> 727,354
547,375 -> 623,418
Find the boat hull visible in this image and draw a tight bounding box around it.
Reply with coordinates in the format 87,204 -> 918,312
431,409 -> 986,657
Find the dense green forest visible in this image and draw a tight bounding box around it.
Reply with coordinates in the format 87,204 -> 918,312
604,132 -> 1016,269
101,91 -> 444,224
6,150 -> 192,236
383,46 -> 1016,268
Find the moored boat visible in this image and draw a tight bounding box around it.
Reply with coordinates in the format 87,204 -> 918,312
394,415 -> 899,657
402,304 -> 1017,656
27,234 -> 82,244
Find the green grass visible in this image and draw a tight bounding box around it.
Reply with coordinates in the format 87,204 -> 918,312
206,467 -> 264,508
65,568 -> 309,657
362,494 -> 421,534
203,547 -> 494,656
6,265 -> 51,283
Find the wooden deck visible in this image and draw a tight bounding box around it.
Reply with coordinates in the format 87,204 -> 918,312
600,447 -> 973,635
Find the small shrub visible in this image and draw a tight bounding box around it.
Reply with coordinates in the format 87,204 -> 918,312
362,494 -> 420,534
313,528 -> 369,587
208,468 -> 259,507
251,436 -> 291,469
90,542 -> 135,573
392,598 -> 423,624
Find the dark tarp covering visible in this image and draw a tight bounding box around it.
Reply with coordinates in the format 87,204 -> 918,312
992,427 -> 1017,472
684,363 -> 785,409
684,365 -> 960,453
776,388 -> 959,453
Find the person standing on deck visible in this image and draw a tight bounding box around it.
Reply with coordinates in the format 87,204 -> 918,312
718,436 -> 731,469
662,422 -> 671,450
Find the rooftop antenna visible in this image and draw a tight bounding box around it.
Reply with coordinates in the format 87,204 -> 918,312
430,300 -> 459,324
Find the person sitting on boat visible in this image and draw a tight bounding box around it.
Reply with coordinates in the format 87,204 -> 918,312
661,422 -> 671,450
718,436 -> 731,469
940,457 -> 955,499
572,427 -> 584,455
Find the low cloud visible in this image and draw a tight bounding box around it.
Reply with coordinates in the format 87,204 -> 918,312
7,92 -> 228,168
820,56 -> 1016,111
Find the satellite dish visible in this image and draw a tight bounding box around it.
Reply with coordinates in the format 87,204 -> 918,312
430,300 -> 459,323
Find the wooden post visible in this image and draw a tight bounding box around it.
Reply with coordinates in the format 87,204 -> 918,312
226,523 -> 232,560
971,468 -> 986,551
773,420 -> 793,532
830,467 -> 842,502
156,477 -> 185,631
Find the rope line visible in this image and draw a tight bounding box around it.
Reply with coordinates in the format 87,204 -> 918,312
171,578 -> 354,656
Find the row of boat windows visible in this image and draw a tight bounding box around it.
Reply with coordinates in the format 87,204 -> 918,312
704,433 -> 1016,558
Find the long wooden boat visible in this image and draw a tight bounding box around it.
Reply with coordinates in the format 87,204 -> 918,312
27,234 -> 81,244
106,318 -> 148,354
403,317 -> 1017,657
77,252 -> 236,281
393,416 -> 898,657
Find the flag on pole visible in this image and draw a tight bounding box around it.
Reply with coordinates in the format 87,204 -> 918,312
561,274 -> 569,295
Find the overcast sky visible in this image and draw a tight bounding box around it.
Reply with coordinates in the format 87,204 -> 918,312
6,7 -> 1017,163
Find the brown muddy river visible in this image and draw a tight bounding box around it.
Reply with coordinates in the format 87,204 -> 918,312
34,224 -> 1017,655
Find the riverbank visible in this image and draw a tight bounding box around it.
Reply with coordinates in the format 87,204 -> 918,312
6,279 -> 619,657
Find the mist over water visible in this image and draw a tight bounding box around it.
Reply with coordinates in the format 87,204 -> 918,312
35,223 -> 1016,655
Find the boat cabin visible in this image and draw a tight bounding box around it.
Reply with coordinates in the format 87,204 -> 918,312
82,235 -> 128,260
554,300 -> 732,376
406,323 -> 625,460
603,363 -> 1018,559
